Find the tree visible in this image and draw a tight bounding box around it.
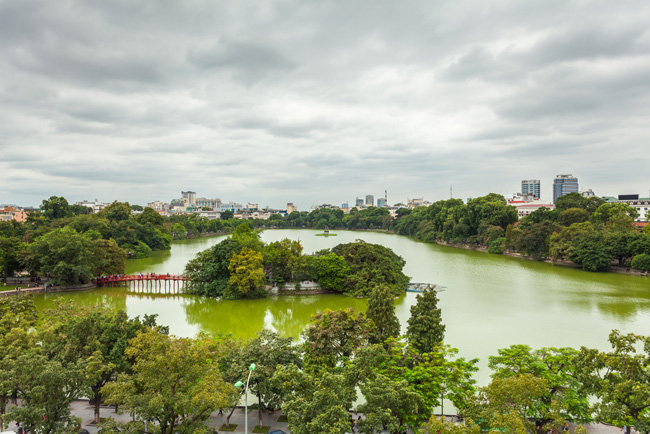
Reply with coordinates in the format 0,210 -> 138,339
407,287 -> 445,353
569,233 -> 614,271
331,241 -> 410,297
576,330 -> 650,434
219,330 -> 302,429
22,227 -> 125,285
366,284 -> 400,345
231,222 -> 263,251
40,196 -> 72,220
555,193 -> 604,214
98,201 -> 132,222
356,373 -> 425,434
0,236 -> 22,278
591,203 -> 639,226
517,221 -> 560,260
220,209 -> 234,220
488,345 -> 590,421
271,364 -> 356,434
302,308 -> 373,369
464,374 -> 552,434
558,208 -> 590,226
422,415 -> 481,434
263,238 -> 303,284
226,247 -> 266,299
39,302 -> 152,424
549,222 -> 595,262
0,295 -> 40,429
315,253 -> 350,292
6,353 -> 85,434
184,238 -> 242,297
102,330 -> 237,434
136,207 -> 164,226
631,253 -> 650,272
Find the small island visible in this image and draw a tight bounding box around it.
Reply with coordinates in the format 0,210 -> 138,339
183,223 -> 409,299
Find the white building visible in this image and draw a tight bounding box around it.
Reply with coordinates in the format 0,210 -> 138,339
76,199 -> 110,213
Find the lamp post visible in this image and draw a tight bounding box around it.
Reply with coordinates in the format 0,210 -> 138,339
234,363 -> 256,434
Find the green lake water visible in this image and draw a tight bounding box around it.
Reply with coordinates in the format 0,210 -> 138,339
33,229 -> 650,385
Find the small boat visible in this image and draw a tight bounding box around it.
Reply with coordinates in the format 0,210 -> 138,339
406,283 -> 445,293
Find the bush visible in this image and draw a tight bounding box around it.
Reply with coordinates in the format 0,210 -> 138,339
488,237 -> 505,254
631,253 -> 650,272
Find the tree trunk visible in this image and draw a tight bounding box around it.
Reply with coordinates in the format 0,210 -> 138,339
257,389 -> 263,429
93,387 -> 101,424
225,406 -> 237,429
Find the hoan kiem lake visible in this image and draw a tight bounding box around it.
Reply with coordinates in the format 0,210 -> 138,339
33,229 -> 650,385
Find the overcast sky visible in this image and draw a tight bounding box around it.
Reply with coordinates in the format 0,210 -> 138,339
1,0 -> 649,209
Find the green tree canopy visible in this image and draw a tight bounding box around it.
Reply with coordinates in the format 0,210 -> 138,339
366,284 -> 400,345
102,330 -> 237,434
406,287 -> 445,353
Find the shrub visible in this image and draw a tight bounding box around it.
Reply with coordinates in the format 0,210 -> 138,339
488,237 -> 505,254
631,253 -> 650,272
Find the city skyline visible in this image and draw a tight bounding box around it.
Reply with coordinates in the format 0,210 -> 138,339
1,1 -> 649,209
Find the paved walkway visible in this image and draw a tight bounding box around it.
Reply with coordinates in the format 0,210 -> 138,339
1,400 -> 638,434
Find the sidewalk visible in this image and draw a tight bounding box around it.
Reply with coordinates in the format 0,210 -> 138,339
2,400 -> 638,434
4,400 -> 291,434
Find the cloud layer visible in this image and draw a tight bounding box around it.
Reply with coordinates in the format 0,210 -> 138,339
1,0 -> 649,208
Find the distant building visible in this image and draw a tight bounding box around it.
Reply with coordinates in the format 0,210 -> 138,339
355,198 -> 364,207
521,180 -> 540,200
195,197 -> 221,210
508,198 -> 555,219
553,175 -> 579,204
614,194 -> 650,222
0,207 -> 29,222
377,198 -> 387,207
221,202 -> 244,213
181,191 -> 196,206
76,199 -> 110,214
365,195 -> 374,206
341,202 -> 349,209
287,203 -> 297,214
581,189 -> 595,198
407,198 -> 424,208
246,203 -> 259,211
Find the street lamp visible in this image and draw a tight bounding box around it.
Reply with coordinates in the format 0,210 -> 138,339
234,363 -> 256,434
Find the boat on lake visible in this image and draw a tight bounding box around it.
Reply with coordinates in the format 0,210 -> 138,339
406,282 -> 444,293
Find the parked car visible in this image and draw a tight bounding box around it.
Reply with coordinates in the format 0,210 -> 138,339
268,430 -> 287,434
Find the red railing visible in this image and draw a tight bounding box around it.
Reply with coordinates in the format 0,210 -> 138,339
93,273 -> 189,284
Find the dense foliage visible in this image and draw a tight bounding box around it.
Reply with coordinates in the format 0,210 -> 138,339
3,293 -> 650,434
184,224 -> 409,298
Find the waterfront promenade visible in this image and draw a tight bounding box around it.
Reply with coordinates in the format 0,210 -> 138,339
1,400 -> 636,434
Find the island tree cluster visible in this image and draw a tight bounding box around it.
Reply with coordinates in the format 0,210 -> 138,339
184,223 -> 409,298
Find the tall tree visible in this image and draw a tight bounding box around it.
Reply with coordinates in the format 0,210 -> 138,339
271,364 -> 356,434
366,284 -> 400,345
575,330 -> 650,434
39,302 -> 152,424
488,345 -> 590,422
302,308 -> 373,369
40,196 -> 72,220
226,247 -> 266,298
407,287 -> 445,353
102,330 -> 237,434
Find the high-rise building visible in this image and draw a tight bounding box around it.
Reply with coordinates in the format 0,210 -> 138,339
287,203 -> 297,214
365,195 -> 374,206
553,175 -> 579,204
521,180 -> 540,200
377,198 -> 386,207
355,197 -> 364,207
181,191 -> 196,206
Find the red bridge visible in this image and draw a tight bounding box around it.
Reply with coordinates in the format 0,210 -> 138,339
93,273 -> 190,294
